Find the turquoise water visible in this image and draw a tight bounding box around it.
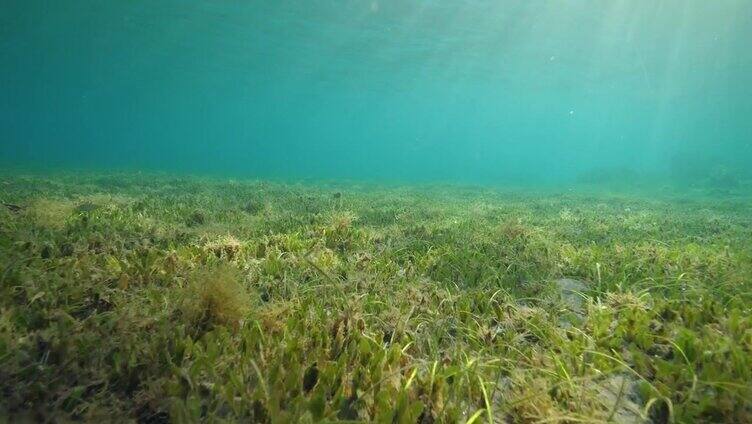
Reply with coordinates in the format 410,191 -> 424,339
2,1 -> 751,186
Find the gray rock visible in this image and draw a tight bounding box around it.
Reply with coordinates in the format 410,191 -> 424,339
555,278 -> 587,313
590,375 -> 647,424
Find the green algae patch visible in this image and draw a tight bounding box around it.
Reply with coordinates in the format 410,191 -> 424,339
179,263 -> 253,332
27,198 -> 77,229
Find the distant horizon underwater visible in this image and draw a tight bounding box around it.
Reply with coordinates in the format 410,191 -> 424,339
1,1 -> 751,188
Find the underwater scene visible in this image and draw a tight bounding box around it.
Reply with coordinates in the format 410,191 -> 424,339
1,1 -> 751,423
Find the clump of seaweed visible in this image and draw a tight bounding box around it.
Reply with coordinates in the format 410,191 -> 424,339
179,263 -> 252,331
204,234 -> 244,260
27,198 -> 76,228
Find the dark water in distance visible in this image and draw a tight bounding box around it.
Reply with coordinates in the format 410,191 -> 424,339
2,1 -> 752,186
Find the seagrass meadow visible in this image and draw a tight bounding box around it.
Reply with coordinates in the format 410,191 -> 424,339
0,173 -> 750,423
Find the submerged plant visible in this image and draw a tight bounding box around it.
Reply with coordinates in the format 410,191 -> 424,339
27,198 -> 76,228
179,263 -> 252,331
